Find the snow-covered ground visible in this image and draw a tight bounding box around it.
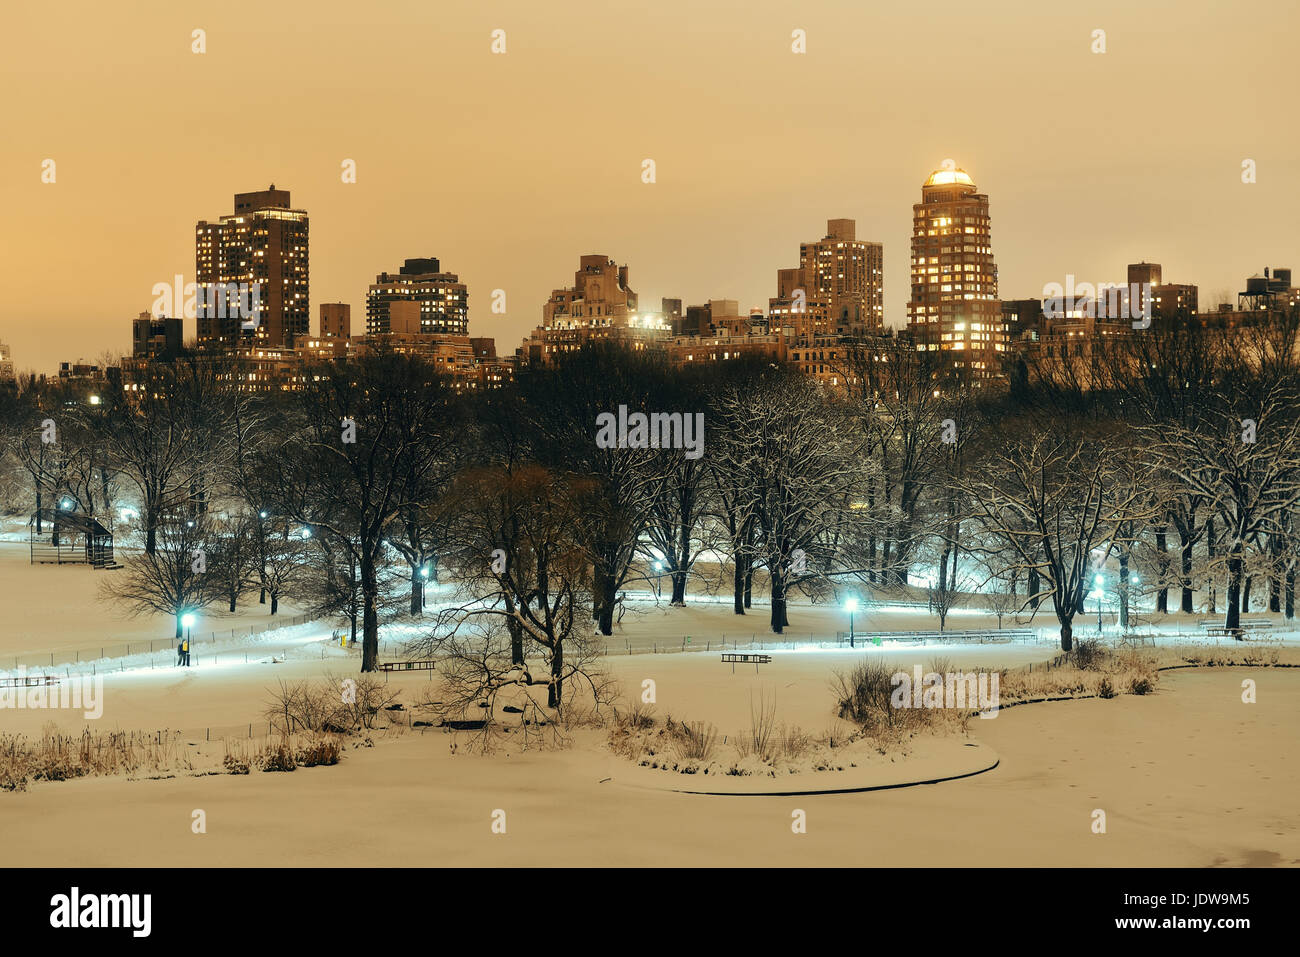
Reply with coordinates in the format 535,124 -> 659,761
1,536 -> 1297,866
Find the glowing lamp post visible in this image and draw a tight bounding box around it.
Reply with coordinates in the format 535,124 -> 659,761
653,560 -> 663,600
845,597 -> 859,648
1094,574 -> 1104,634
182,611 -> 195,666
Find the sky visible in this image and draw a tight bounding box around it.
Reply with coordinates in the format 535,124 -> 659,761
1,0 -> 1296,375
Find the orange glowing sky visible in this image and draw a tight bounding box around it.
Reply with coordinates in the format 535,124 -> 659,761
1,0 -> 1296,374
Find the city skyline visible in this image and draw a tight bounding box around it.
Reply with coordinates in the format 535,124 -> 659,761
4,0 -> 1297,374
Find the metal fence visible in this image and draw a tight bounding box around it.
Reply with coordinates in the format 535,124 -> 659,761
5,613 -> 317,672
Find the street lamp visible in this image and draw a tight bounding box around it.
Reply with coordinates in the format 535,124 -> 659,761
845,596 -> 859,648
182,612 -> 195,667
1094,574 -> 1104,634
653,560 -> 663,600
420,566 -> 429,609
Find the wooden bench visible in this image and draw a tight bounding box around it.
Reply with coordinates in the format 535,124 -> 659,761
1203,626 -> 1244,640
721,652 -> 772,673
379,659 -> 438,672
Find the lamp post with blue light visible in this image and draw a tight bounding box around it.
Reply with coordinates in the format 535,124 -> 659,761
1094,574 -> 1104,634
845,596 -> 859,648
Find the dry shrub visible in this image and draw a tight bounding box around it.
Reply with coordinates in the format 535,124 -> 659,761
0,727 -> 183,789
1129,675 -> 1154,695
616,697 -> 656,731
735,691 -> 777,761
255,735 -> 296,772
295,733 -> 341,767
669,719 -> 718,762
778,724 -> 812,762
1098,676 -> 1117,699
1072,638 -> 1109,671
223,741 -> 251,774
264,676 -> 401,734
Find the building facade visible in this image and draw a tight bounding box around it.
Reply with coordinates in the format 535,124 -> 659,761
195,186 -> 310,348
365,258 -> 468,337
906,167 -> 1004,380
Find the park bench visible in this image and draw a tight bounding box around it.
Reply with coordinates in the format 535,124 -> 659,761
0,675 -> 58,689
379,659 -> 438,672
721,652 -> 772,673
1202,626 -> 1245,640
1199,618 -> 1271,629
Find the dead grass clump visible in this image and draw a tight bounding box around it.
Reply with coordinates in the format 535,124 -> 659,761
0,727 -> 185,789
734,691 -> 778,761
255,736 -> 296,772
668,719 -> 718,762
222,740 -> 252,774
294,733 -> 342,767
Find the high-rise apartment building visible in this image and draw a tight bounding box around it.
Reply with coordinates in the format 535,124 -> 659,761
906,166 -> 1003,379
771,219 -> 883,336
365,258 -> 468,336
195,185 -> 310,348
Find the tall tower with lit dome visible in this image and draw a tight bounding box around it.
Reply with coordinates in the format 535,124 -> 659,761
906,165 -> 1003,380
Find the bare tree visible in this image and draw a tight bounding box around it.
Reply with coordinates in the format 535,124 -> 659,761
962,427 -> 1150,651
104,516 -> 212,639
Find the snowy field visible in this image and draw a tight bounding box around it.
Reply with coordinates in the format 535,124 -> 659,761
1,538 -> 1298,866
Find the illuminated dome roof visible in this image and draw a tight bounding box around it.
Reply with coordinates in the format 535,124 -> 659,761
924,167 -> 974,187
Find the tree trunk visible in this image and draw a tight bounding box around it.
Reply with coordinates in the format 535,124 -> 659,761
1118,551 -> 1130,629
1225,544 -> 1243,633
360,554 -> 380,671
732,559 -> 746,615
769,573 -> 785,634
1059,618 -> 1073,653
1180,534 -> 1194,613
228,595 -> 236,613
1028,566 -> 1040,610
1285,567 -> 1295,620
670,570 -> 687,605
548,642 -> 563,708
410,565 -> 422,615
174,613 -> 183,640
596,577 -> 616,636
744,566 -> 753,609
270,593 -> 279,615
1155,528 -> 1169,613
